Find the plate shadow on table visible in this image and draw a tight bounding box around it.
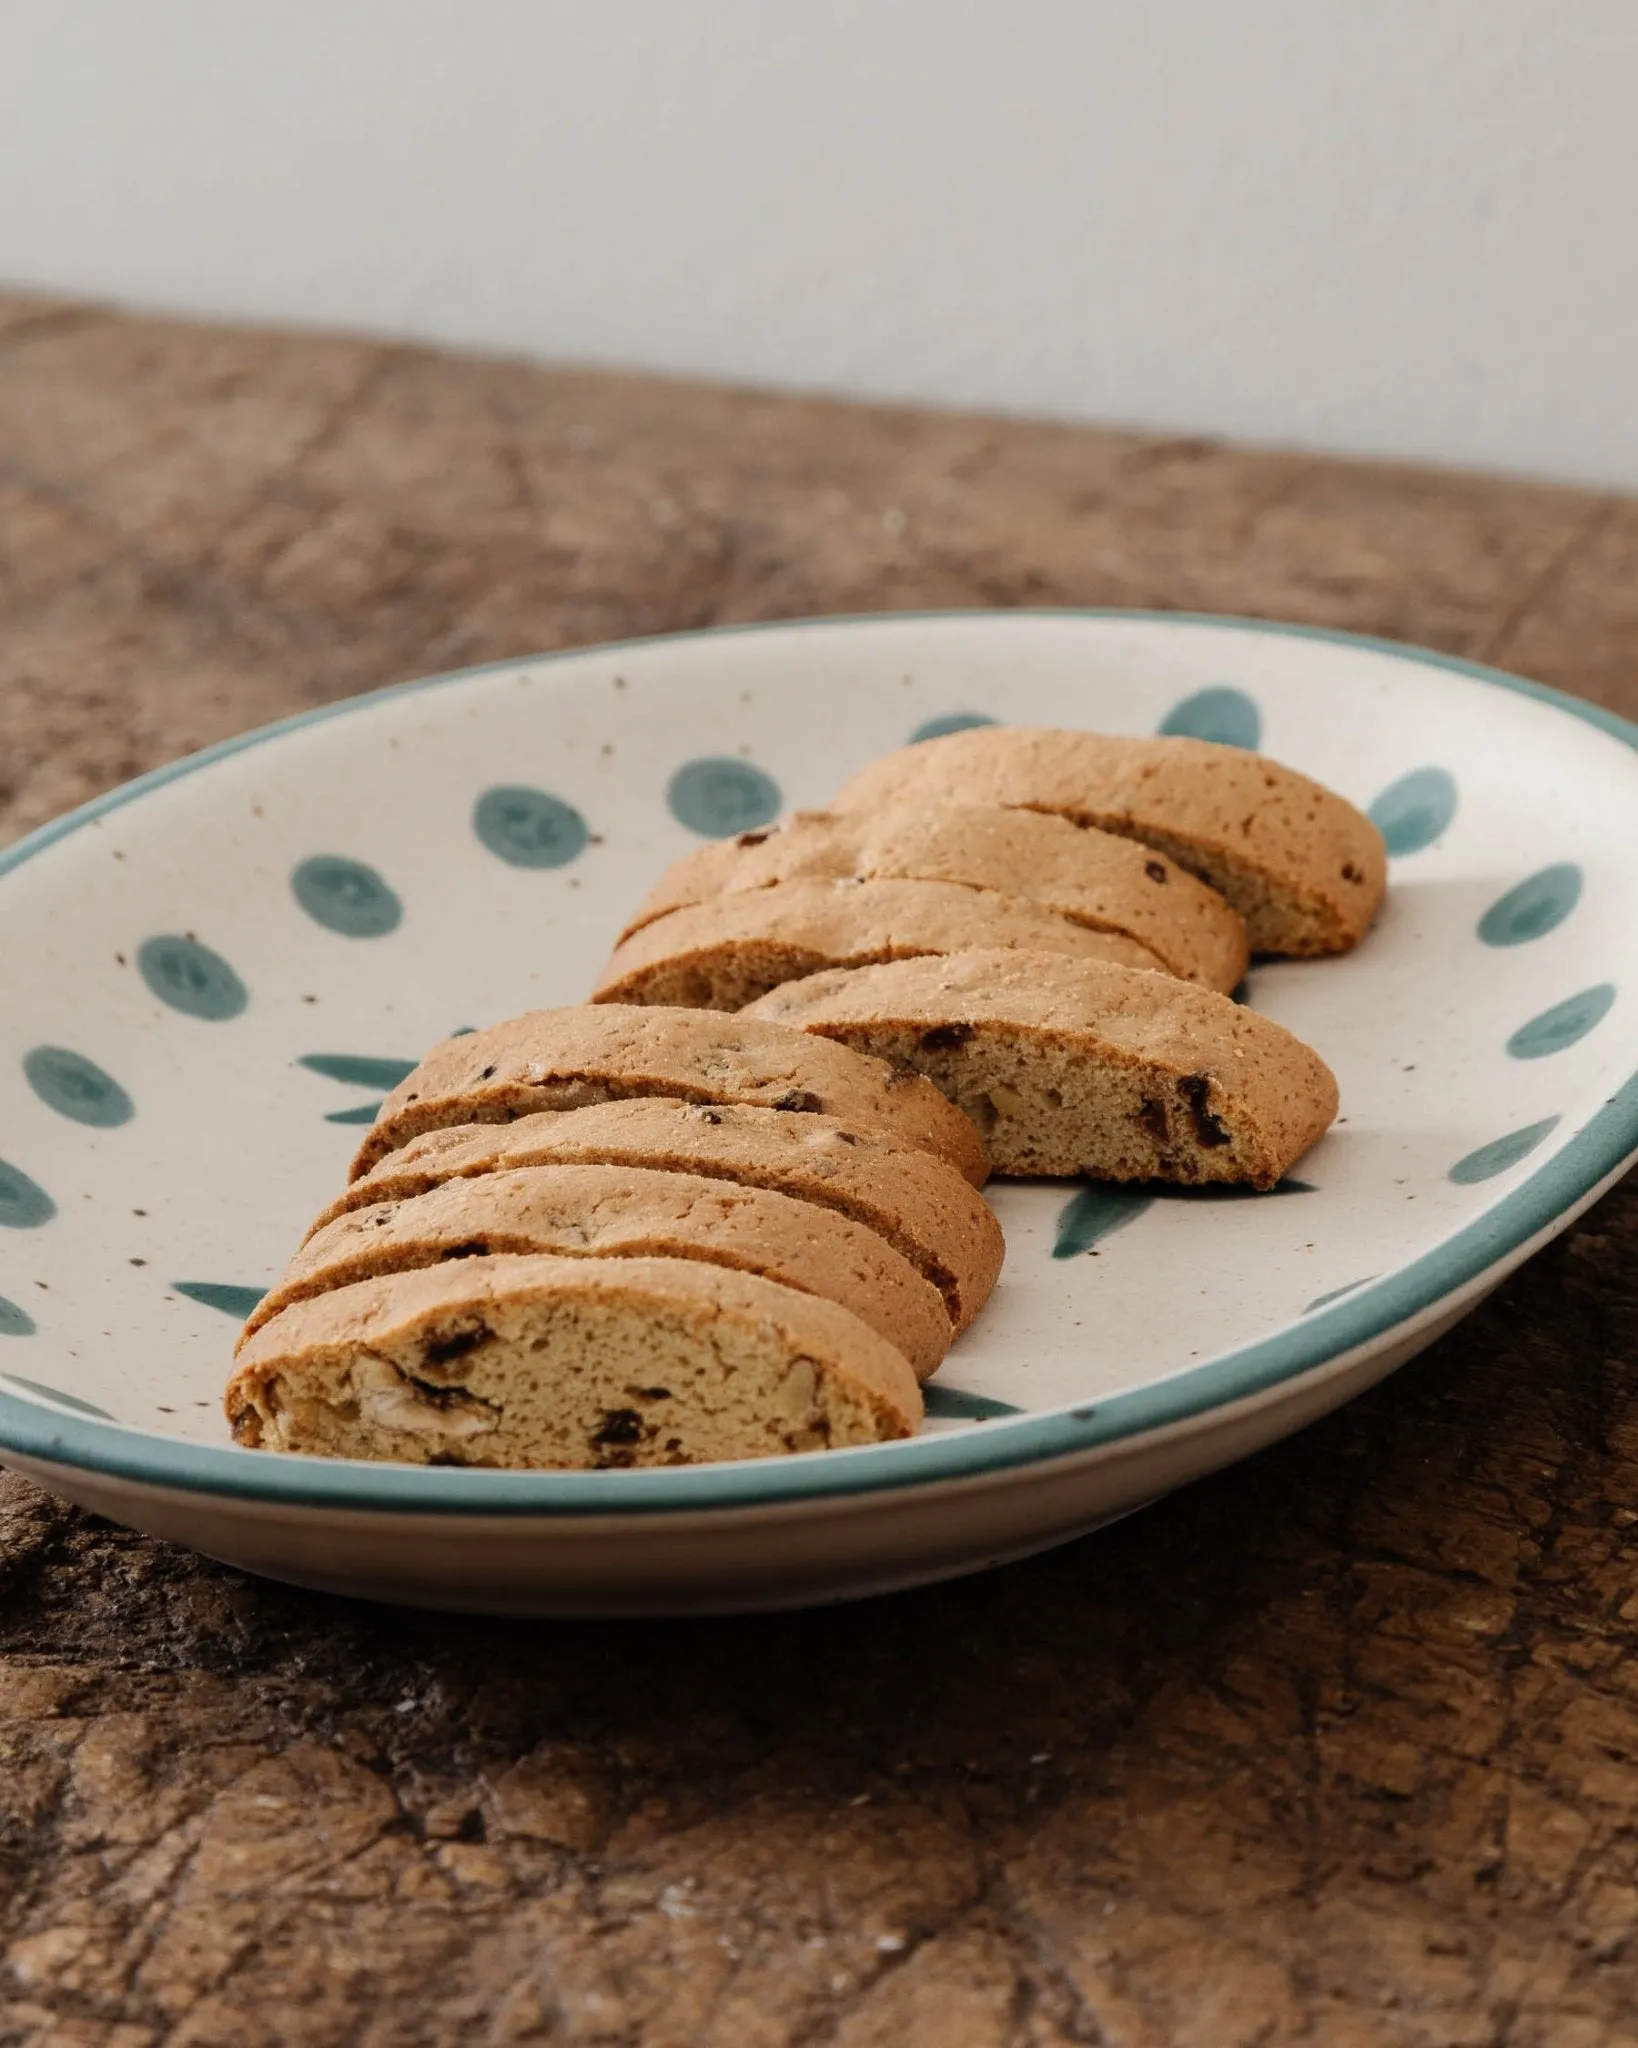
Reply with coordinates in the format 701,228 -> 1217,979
6,1173 -> 1631,2034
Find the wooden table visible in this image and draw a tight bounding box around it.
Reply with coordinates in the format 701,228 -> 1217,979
1,293 -> 1635,2048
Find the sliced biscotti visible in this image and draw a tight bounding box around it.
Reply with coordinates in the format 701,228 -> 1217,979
745,949 -> 1338,1186
227,1253 -> 921,1467
311,1098 -> 1003,1333
618,804 -> 1249,992
830,727 -> 1386,956
243,1163 -> 952,1379
350,1004 -> 989,1189
592,877 -> 1167,1009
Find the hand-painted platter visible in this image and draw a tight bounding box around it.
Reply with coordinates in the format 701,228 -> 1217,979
1,612 -> 1633,1612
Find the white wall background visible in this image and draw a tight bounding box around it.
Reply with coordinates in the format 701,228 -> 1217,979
4,0 -> 1637,487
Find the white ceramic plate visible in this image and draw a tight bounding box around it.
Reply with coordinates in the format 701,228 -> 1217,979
1,613 -> 1634,1613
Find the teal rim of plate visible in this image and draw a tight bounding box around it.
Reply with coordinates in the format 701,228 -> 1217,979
0,610 -> 1634,1518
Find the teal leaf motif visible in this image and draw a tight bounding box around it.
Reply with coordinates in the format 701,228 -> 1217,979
325,1102 -> 383,1126
0,1374 -> 111,1417
909,712 -> 999,744
1053,1186 -> 1155,1258
666,759 -> 782,838
1052,1176 -> 1314,1259
1369,766 -> 1457,856
923,1385 -> 1023,1420
298,1054 -> 418,1089
173,1281 -> 267,1319
1159,687 -> 1261,750
1305,1277 -> 1374,1313
299,1053 -> 413,1128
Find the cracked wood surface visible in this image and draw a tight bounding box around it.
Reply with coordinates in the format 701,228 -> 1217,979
0,291 -> 1635,2047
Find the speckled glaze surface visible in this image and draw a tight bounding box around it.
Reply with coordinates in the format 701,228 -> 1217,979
0,612 -> 1634,1611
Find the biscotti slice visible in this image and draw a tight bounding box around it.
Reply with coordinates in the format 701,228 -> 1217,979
619,804 -> 1249,992
311,1098 -> 1003,1333
244,1163 -> 952,1379
350,1004 -> 989,1189
745,949 -> 1338,1185
592,877 -> 1167,1010
829,727 -> 1386,955
227,1254 -> 921,1467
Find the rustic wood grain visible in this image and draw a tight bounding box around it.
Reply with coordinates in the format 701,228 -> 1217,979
1,294 -> 1635,2048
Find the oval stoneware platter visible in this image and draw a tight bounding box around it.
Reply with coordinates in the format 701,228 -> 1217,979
0,612 -> 1634,1613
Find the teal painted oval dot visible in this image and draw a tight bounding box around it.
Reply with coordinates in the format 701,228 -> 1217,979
291,856 -> 402,938
909,712 -> 998,744
667,758 -> 782,838
1478,863 -> 1582,947
1507,984 -> 1616,1061
0,1297 -> 37,1337
1368,766 -> 1457,856
0,1158 -> 55,1229
474,785 -> 589,869
23,1046 -> 134,1128
137,934 -> 248,1020
1159,686 -> 1261,750
1449,1116 -> 1561,1185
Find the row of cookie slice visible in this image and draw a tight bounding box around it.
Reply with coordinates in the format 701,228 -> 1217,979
598,803 -> 1252,1004
346,984 -> 1338,1189
746,950 -> 1339,1183
595,727 -> 1387,1016
829,727 -> 1388,956
798,727 -> 1369,1177
227,727 -> 1374,1466
588,727 -> 1369,1185
227,1008 -> 1005,1467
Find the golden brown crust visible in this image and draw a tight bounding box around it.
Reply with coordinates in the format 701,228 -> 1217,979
311,1097 -> 1003,1333
244,1163 -> 952,1379
592,877 -> 1166,1009
829,728 -> 1386,956
227,1254 -> 921,1467
618,804 -> 1249,991
349,1005 -> 990,1189
745,949 -> 1338,1186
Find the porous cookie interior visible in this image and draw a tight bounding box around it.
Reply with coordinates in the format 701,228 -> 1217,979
838,1019 -> 1279,1183
1099,820 -> 1336,959
231,1278 -> 911,1468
